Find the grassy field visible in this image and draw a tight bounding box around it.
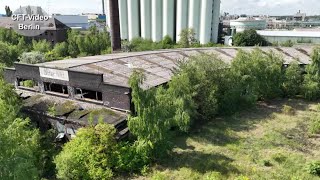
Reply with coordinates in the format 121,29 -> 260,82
138,99 -> 320,180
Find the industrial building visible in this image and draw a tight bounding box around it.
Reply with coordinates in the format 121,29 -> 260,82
52,15 -> 89,30
230,17 -> 267,32
4,46 -> 314,111
257,30 -> 320,44
3,46 -> 314,138
106,0 -> 221,44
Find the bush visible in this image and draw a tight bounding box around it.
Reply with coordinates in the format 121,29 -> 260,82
54,123 -> 118,180
19,51 -> 46,64
282,105 -> 295,115
32,39 -> 52,53
280,40 -> 294,47
282,62 -> 303,97
309,115 -> 320,134
303,47 -> 320,100
178,28 -> 198,48
52,42 -> 68,59
272,153 -> 287,163
306,161 -> 320,176
233,29 -> 267,46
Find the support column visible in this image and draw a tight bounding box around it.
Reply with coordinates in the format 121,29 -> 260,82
163,0 -> 175,39
128,0 -> 140,41
140,0 -> 152,39
176,0 -> 189,42
199,0 -> 213,44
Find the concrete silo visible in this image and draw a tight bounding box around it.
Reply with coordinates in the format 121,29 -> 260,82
140,0 -> 152,39
163,0 -> 175,40
118,0 -> 129,40
152,0 -> 163,42
211,0 -> 221,43
176,0 -> 189,42
188,0 -> 201,40
127,0 -> 140,41
199,0 -> 213,44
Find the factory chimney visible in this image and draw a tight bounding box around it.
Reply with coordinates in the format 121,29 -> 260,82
108,0 -> 121,52
102,0 -> 105,14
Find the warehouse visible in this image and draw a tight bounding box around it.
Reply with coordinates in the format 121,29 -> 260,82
106,0 -> 221,44
257,30 -> 320,44
4,46 -> 314,113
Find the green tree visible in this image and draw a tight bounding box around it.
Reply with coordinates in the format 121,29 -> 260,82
233,29 -> 267,46
5,6 -> 12,17
282,61 -> 303,97
52,42 -> 69,59
55,123 -> 118,180
303,47 -> 320,100
0,80 -> 41,180
67,30 -> 80,57
231,49 -> 284,100
128,70 -> 193,156
19,51 -> 46,64
0,42 -> 11,66
32,39 -> 52,53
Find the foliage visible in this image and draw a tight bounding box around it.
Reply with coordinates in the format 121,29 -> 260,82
282,62 -> 303,97
233,29 -> 267,46
161,35 -> 174,49
67,30 -> 81,57
19,51 -> 46,64
32,39 -> 52,53
303,47 -> 320,100
309,115 -> 320,134
0,80 -> 41,180
178,28 -> 198,48
5,6 -> 12,17
54,123 -> 118,180
128,70 -> 193,156
231,49 -> 284,100
306,161 -> 320,176
52,42 -> 69,59
0,41 -> 11,66
281,40 -> 294,47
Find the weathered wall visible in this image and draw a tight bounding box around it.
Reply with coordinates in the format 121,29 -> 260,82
3,68 -> 16,84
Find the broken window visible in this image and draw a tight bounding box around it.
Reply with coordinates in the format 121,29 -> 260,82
75,88 -> 102,102
17,78 -> 38,89
44,82 -> 68,95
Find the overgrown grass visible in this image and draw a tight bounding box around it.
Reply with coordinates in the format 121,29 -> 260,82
141,99 -> 320,180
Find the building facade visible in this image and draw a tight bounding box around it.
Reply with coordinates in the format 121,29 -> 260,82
106,0 -> 221,44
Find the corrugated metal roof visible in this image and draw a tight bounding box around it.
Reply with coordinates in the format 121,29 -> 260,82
36,46 -> 315,89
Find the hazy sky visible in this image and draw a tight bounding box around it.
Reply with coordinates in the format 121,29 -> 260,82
0,0 -> 319,16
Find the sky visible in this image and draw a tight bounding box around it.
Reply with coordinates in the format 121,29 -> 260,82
0,0 -> 319,16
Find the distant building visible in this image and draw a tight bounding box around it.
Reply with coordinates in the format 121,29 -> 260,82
293,10 -> 307,21
257,30 -> 320,44
230,17 -> 267,32
52,15 -> 89,30
0,17 -> 70,45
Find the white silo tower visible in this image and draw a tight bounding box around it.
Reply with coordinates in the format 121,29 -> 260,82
118,0 -> 129,40
163,0 -> 175,40
176,0 -> 189,42
211,0 -> 221,43
127,0 -> 140,40
188,0 -> 201,40
199,0 -> 214,44
152,0 -> 163,42
140,0 -> 152,39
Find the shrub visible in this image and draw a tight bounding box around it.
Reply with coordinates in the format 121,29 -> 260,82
306,161 -> 320,176
309,115 -> 320,134
282,105 -> 295,115
282,62 -> 303,97
280,40 -> 294,47
303,47 -> 320,100
32,39 -> 52,53
178,28 -> 197,48
233,29 -> 267,46
54,123 -> 118,180
262,159 -> 273,167
19,51 -> 46,64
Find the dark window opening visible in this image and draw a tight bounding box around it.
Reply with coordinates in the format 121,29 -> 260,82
17,78 -> 37,89
44,82 -> 68,95
75,88 -> 102,101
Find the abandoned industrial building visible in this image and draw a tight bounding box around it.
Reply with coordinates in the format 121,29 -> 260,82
3,46 -> 314,139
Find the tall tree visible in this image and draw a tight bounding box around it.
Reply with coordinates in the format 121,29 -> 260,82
5,6 -> 12,17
